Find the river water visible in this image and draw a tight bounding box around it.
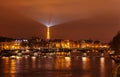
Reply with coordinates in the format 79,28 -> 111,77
0,56 -> 115,77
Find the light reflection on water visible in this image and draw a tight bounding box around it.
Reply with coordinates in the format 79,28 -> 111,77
31,56 -> 37,69
82,57 -> 90,71
0,56 -> 115,77
100,57 -> 105,77
65,57 -> 71,68
2,57 -> 16,73
55,57 -> 71,70
9,60 -> 16,73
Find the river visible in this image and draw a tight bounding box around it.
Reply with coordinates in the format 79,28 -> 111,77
0,56 -> 115,77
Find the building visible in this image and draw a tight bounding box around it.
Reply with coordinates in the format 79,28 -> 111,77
0,40 -> 21,50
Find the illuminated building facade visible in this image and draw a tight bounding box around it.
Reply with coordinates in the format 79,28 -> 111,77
0,40 -> 21,50
48,39 -> 109,49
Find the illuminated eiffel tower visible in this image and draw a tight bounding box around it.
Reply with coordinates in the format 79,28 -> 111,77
47,26 -> 50,40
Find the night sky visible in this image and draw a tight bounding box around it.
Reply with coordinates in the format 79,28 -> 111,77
0,0 -> 120,42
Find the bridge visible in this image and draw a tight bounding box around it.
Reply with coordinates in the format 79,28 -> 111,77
0,47 -> 111,57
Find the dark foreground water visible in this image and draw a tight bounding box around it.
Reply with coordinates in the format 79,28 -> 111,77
0,56 -> 115,77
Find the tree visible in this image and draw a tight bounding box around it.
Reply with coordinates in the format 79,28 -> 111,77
110,31 -> 120,54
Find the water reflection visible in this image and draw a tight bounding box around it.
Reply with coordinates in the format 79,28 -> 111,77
100,57 -> 105,77
55,57 -> 71,70
31,57 -> 37,69
2,57 -> 10,73
1,57 -> 16,77
9,60 -> 16,73
82,57 -> 90,71
3,58 -> 15,73
0,56 -> 115,77
65,57 -> 71,68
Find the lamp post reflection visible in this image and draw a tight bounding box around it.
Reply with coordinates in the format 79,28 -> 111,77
100,57 -> 105,77
55,57 -> 71,70
31,56 -> 37,69
82,57 -> 90,71
65,57 -> 71,68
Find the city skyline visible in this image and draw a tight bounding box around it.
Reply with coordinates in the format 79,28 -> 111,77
0,0 -> 120,42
